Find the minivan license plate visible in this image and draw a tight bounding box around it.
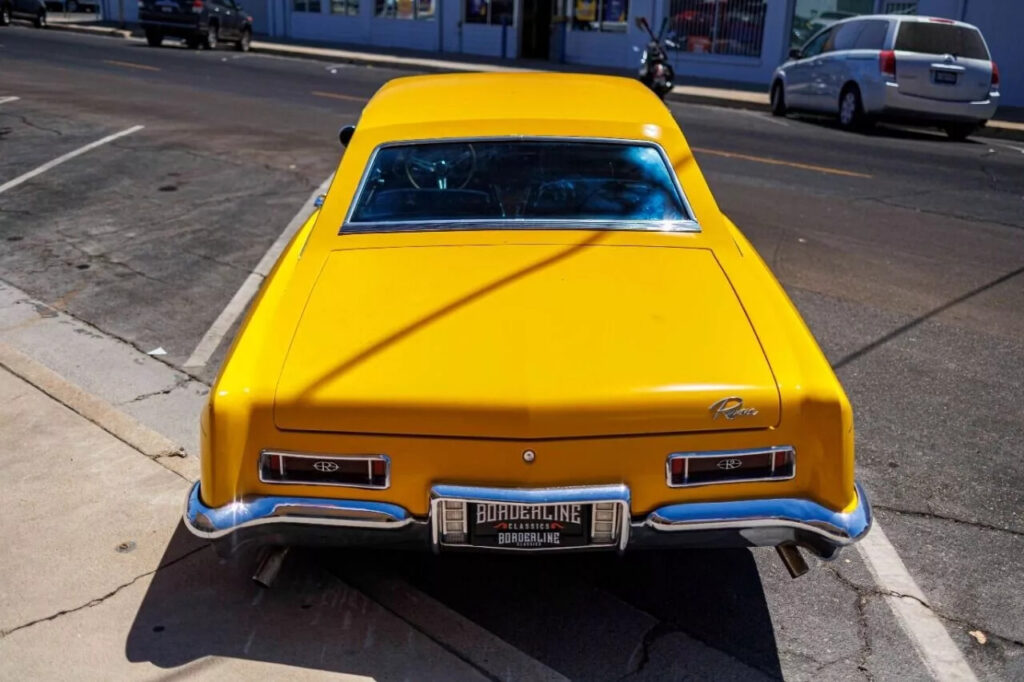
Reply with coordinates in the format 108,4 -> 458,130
934,71 -> 957,84
470,503 -> 590,549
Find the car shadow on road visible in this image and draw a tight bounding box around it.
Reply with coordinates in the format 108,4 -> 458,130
788,113 -> 984,144
126,525 -> 782,680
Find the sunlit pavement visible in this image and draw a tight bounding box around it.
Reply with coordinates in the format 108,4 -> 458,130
1,26 -> 1023,680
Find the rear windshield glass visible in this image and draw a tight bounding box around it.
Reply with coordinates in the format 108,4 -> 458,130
345,140 -> 692,231
895,22 -> 988,59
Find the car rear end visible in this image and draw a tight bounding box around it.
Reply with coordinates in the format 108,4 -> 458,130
867,17 -> 999,129
137,0 -> 204,40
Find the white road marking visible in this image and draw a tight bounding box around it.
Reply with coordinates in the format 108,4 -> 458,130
728,106 -> 790,127
856,522 -> 978,681
982,140 -> 1024,154
0,125 -> 144,196
0,96 -> 20,105
183,174 -> 334,368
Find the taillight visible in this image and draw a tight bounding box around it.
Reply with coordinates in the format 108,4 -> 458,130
991,61 -> 1000,87
928,17 -> 955,24
667,447 -> 795,487
879,49 -> 896,78
259,451 -> 390,488
191,0 -> 203,11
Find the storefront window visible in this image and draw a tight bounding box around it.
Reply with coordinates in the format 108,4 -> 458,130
465,0 -> 512,25
571,0 -> 627,31
665,0 -> 766,56
789,0 -> 877,47
294,0 -> 322,11
376,0 -> 433,18
331,0 -> 358,14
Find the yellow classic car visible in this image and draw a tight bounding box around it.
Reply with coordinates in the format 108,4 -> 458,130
184,72 -> 871,577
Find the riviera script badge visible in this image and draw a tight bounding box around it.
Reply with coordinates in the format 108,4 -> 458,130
709,396 -> 759,420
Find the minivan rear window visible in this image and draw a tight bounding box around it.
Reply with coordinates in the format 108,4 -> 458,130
895,22 -> 988,59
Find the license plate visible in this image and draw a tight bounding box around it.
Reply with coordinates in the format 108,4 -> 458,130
160,5 -> 174,10
934,71 -> 958,84
470,503 -> 591,549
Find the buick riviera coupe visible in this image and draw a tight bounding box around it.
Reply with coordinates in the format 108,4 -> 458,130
184,73 -> 871,578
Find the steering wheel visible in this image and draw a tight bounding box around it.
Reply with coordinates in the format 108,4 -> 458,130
404,144 -> 476,190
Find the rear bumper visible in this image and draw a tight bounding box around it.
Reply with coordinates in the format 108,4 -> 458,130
867,81 -> 999,124
184,481 -> 871,559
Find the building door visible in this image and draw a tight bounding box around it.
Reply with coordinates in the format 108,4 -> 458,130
521,0 -> 552,58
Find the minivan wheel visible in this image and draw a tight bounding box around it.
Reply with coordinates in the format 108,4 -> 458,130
770,81 -> 787,117
838,86 -> 866,130
944,123 -> 977,141
145,29 -> 163,46
33,9 -> 46,27
202,23 -> 218,49
235,27 -> 251,52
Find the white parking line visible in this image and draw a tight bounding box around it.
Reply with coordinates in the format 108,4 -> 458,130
183,174 -> 334,368
0,96 -> 20,105
857,523 -> 978,681
0,125 -> 144,196
729,106 -> 790,127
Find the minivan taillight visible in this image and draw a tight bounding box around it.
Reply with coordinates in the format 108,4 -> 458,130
991,61 -> 1000,87
879,50 -> 896,78
191,0 -> 203,11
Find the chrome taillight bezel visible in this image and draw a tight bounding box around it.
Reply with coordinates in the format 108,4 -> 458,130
258,450 -> 390,489
665,446 -> 795,488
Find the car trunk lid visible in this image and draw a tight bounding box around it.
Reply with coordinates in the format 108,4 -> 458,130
893,21 -> 992,102
274,242 -> 780,438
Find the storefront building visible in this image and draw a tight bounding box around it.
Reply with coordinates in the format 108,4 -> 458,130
109,0 -> 1021,107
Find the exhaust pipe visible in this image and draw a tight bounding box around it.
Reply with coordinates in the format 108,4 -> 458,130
252,546 -> 290,589
776,544 -> 809,579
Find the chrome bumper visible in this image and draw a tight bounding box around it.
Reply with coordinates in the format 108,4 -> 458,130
183,481 -> 871,559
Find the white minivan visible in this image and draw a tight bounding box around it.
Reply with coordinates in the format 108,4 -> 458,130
770,15 -> 1000,140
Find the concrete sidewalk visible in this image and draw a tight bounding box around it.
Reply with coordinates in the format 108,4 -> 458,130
0,354 -> 489,680
45,16 -> 1024,140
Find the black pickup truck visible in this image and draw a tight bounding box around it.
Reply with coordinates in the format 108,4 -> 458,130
138,0 -> 252,50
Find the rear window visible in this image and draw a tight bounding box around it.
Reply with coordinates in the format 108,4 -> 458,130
345,140 -> 693,232
894,22 -> 988,59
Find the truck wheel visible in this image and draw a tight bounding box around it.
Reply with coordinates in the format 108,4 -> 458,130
944,123 -> 977,141
145,29 -> 163,46
202,23 -> 218,49
235,27 -> 250,52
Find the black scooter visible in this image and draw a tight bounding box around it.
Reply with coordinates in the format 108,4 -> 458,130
635,17 -> 678,99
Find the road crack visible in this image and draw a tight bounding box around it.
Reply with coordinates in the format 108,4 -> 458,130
15,114 -> 63,137
619,622 -> 676,679
125,374 -> 193,404
824,566 -> 1024,650
873,503 -> 1024,539
0,544 -> 206,639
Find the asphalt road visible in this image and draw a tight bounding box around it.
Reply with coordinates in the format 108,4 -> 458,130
2,26 -> 1023,681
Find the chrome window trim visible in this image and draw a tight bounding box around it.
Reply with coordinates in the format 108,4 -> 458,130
340,136 -> 700,234
665,446 -> 796,489
429,484 -> 631,552
258,450 -> 391,490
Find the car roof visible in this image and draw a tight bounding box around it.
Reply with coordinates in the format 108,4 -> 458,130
355,73 -> 676,135
827,14 -> 980,30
